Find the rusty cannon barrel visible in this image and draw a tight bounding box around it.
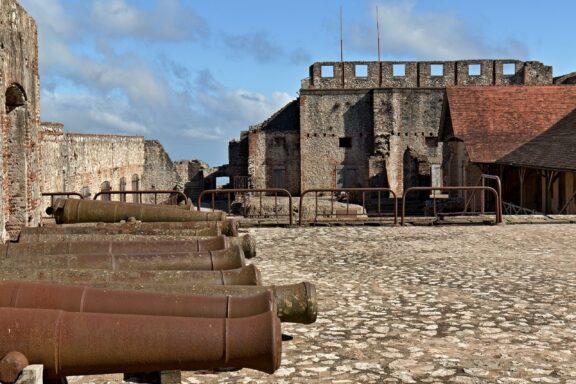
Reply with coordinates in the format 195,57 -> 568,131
0,247 -> 246,272
19,220 -> 239,240
1,264 -> 262,286
8,234 -> 256,259
0,307 -> 281,379
46,281 -> 317,324
49,198 -> 227,224
0,281 -> 274,319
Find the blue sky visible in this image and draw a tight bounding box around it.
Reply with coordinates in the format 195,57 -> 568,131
19,0 -> 576,166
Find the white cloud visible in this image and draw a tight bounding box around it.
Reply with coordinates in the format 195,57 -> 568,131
346,1 -> 528,60
20,0 -> 294,165
90,0 -> 208,41
89,111 -> 149,135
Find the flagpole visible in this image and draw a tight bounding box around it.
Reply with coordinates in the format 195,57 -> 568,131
340,5 -> 345,87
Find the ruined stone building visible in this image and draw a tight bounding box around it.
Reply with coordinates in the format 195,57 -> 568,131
228,60 -> 576,213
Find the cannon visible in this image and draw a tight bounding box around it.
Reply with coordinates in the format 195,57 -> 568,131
1,264 -> 262,286
19,219 -> 239,239
23,280 -> 316,324
0,281 -> 275,319
0,307 -> 281,379
48,198 -> 227,224
5,234 -> 256,259
0,247 -> 246,272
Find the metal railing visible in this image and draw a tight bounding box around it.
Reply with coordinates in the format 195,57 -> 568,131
402,186 -> 503,225
298,188 -> 398,226
503,201 -> 542,215
198,189 -> 293,226
42,191 -> 84,210
480,174 -> 503,218
93,190 -> 187,205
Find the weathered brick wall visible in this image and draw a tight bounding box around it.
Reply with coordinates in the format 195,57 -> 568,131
0,0 -> 41,241
39,123 -> 146,210
142,140 -> 181,203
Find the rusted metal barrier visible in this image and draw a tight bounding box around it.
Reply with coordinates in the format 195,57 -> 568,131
8,234 -> 256,259
480,174 -> 503,221
1,247 -> 246,272
2,264 -> 262,286
42,192 -> 84,220
198,189 -> 294,226
0,281 -> 273,319
0,307 -> 281,379
49,198 -> 225,224
93,190 -> 188,205
298,188 -> 398,226
401,186 -> 502,225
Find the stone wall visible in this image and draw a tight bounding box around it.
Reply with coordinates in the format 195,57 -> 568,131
247,100 -> 300,194
142,140 -> 181,203
373,88 -> 444,194
40,123 -> 146,210
303,60 -> 552,90
0,0 -> 41,241
299,91 -> 373,191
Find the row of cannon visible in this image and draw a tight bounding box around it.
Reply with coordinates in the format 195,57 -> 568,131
0,198 -> 318,383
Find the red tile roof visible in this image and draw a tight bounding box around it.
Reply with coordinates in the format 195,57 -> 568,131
444,86 -> 576,163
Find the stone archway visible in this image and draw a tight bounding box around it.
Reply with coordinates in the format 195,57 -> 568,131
4,83 -> 29,240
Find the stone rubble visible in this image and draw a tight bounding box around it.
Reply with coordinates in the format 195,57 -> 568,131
67,224 -> 575,383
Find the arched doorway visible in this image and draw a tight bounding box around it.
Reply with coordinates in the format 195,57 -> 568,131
4,84 -> 28,239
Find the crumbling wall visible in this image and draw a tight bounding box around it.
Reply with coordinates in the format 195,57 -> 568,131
142,140 -> 181,203
0,0 -> 41,241
247,100 -> 300,194
39,123 -> 146,210
228,132 -> 248,185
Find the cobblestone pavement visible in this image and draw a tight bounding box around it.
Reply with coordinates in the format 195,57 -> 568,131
69,224 -> 576,384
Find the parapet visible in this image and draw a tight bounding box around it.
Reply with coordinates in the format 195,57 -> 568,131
302,60 -> 553,90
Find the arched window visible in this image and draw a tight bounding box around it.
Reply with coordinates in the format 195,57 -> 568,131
100,181 -> 111,201
5,84 -> 26,112
119,177 -> 127,202
131,174 -> 140,203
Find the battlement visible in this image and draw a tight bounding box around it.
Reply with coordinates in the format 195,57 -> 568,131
302,60 -> 553,90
